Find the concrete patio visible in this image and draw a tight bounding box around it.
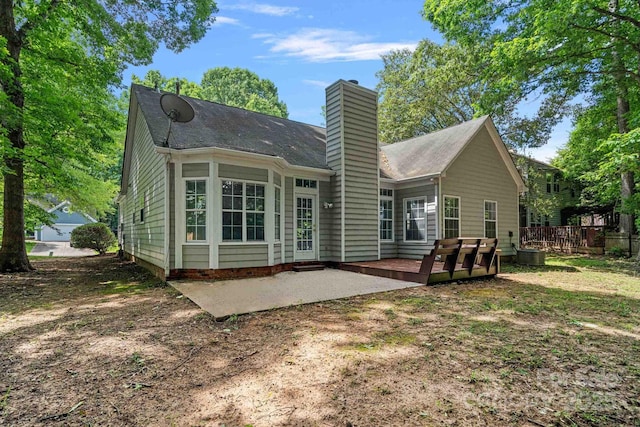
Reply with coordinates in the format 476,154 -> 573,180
169,268 -> 424,318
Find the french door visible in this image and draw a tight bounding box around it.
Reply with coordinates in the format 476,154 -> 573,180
295,194 -> 317,261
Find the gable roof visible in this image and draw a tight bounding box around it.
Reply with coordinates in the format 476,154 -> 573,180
126,85 -> 523,192
379,116 -> 489,180
132,84 -> 328,170
380,116 -> 524,191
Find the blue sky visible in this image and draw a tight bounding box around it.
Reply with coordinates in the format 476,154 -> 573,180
124,0 -> 567,162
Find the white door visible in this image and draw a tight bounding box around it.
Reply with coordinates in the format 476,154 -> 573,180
295,195 -> 317,261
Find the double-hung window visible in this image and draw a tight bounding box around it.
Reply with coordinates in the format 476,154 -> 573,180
185,180 -> 206,241
404,197 -> 426,241
274,186 -> 282,241
444,196 -> 460,239
379,189 -> 393,241
484,201 -> 497,238
222,180 -> 265,242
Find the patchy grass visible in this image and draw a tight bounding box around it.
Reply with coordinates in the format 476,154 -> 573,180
25,241 -> 36,253
99,278 -> 164,295
0,254 -> 639,426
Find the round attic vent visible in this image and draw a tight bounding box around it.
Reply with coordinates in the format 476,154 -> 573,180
347,79 -> 359,85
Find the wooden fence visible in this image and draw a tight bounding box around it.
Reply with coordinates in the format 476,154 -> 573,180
519,226 -> 605,252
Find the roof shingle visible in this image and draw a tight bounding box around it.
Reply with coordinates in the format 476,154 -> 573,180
379,116 -> 489,180
133,84 -> 329,170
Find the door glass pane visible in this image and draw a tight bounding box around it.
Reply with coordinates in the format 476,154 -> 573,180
296,197 -> 314,251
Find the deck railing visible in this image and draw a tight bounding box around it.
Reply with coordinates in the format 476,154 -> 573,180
519,226 -> 605,252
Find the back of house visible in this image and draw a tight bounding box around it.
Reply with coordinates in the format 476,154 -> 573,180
118,80 -> 524,280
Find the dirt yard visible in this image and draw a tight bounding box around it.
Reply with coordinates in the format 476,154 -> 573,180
1,255 -> 639,426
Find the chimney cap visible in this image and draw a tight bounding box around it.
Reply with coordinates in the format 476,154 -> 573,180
347,79 -> 359,85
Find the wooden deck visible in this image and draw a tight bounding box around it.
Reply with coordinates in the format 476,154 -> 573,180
340,257 -> 500,285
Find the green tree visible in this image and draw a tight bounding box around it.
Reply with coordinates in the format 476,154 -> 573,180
377,41 -> 479,143
376,40 -> 567,149
0,0 -> 218,272
131,68 -> 289,118
423,0 -> 640,235
132,70 -> 204,98
201,67 -> 288,118
555,82 -> 640,236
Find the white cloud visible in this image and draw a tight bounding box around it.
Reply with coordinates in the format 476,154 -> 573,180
251,32 -> 275,39
259,28 -> 418,62
214,16 -> 241,25
225,3 -> 299,16
303,79 -> 331,88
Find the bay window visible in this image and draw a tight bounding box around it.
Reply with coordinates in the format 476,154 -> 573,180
222,180 -> 265,242
185,180 -> 206,241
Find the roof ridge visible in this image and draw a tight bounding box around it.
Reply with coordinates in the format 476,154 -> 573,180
380,115 -> 489,148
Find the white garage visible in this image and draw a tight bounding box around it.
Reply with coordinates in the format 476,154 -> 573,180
35,201 -> 97,242
39,224 -> 81,242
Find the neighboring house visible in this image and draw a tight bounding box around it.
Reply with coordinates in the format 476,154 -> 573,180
35,201 -> 97,242
118,81 -> 525,279
514,155 -> 580,227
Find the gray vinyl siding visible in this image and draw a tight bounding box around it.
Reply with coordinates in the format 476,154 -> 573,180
182,245 -> 209,269
121,105 -> 166,269
325,83 -> 343,261
319,180 -> 334,261
325,174 -> 342,261
442,126 -> 519,255
381,242 -> 398,258
218,164 -> 268,182
325,80 -> 379,262
342,82 -> 378,262
219,244 -> 269,268
396,185 -> 437,259
274,172 -> 282,187
284,177 -> 294,263
182,163 -> 209,177
169,164 -> 175,269
274,243 -> 282,265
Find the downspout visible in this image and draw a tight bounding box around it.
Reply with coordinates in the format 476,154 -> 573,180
436,176 -> 442,239
163,153 -> 171,279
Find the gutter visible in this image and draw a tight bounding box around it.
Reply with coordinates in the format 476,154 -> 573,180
155,145 -> 336,178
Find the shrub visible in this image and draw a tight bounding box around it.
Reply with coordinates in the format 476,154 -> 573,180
70,223 -> 117,255
608,246 -> 627,258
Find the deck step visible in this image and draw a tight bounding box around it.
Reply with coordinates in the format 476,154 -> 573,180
293,264 -> 325,272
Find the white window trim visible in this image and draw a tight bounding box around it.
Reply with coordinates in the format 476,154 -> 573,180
184,178 -> 209,244
379,191 -> 394,242
484,200 -> 498,238
221,179 -> 267,243
403,196 -> 427,243
443,195 -> 461,239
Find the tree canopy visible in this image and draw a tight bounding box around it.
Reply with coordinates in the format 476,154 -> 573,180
132,67 -> 289,118
0,0 -> 218,271
376,39 -> 567,151
423,0 -> 640,236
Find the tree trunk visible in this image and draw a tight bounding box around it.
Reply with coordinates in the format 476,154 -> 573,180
0,0 -> 32,271
609,0 -> 635,251
616,94 -> 635,238
0,157 -> 32,272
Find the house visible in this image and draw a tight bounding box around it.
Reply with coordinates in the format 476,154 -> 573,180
118,80 -> 525,280
35,200 -> 97,242
513,155 -> 580,227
